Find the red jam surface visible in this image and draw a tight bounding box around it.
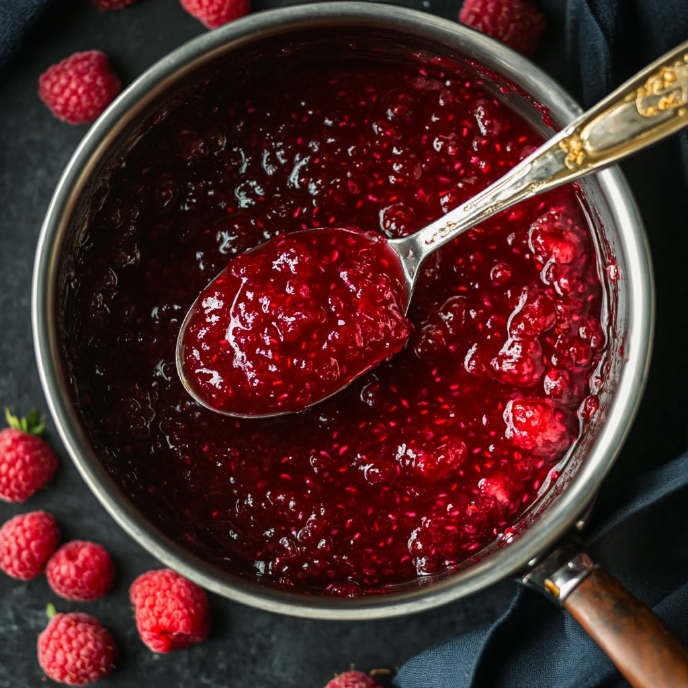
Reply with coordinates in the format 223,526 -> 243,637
180,229 -> 410,416
65,54 -> 605,595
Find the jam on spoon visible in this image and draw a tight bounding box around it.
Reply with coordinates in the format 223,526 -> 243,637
179,38 -> 686,420
178,228 -> 411,416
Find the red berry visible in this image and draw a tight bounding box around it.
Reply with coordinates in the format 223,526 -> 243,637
0,511 -> 60,580
325,670 -> 381,688
129,569 -> 211,652
508,290 -> 556,339
528,209 -> 586,265
180,0 -> 250,29
459,0 -> 546,56
404,438 -> 467,482
551,335 -> 592,370
47,541 -> 116,602
38,51 -> 121,125
504,398 -> 573,456
543,368 -> 574,401
90,0 -> 137,9
38,612 -> 118,685
0,409 -> 58,502
488,338 -> 545,385
478,474 -> 517,510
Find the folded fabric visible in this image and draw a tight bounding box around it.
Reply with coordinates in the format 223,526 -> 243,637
395,453 -> 688,688
567,0 -> 688,107
0,0 -> 54,70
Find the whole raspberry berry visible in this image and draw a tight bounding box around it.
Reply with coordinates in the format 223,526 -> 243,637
0,408 -> 58,502
90,0 -> 137,9
38,612 -> 118,685
180,0 -> 250,29
129,569 -> 211,652
0,511 -> 60,580
325,670 -> 381,688
38,51 -> 121,125
47,541 -> 116,602
459,0 -> 546,56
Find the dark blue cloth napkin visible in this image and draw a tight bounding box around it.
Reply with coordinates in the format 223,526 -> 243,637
567,0 -> 688,107
0,0 -> 54,69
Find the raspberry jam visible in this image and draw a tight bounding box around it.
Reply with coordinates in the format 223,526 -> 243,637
180,229 -> 410,416
65,52 -> 605,594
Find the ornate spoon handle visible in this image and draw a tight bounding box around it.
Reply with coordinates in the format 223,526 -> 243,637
399,39 -> 688,266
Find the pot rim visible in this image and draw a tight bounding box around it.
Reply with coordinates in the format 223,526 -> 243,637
32,1 -> 654,620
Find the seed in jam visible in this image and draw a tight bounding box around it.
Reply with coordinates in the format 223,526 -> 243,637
64,51 -> 605,595
180,229 -> 410,416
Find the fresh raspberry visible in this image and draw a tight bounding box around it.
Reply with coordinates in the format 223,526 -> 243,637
38,51 -> 121,125
47,541 -> 116,602
325,670 -> 381,688
129,569 -> 211,652
0,511 -> 60,580
0,409 -> 58,502
180,0 -> 250,29
90,0 -> 137,9
459,0 -> 546,56
38,612 -> 118,685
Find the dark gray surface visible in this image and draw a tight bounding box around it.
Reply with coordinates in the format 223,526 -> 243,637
0,0 -> 686,686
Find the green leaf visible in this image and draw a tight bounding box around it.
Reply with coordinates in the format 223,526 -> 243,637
4,408 -> 44,436
4,407 -> 20,430
46,603 -> 57,619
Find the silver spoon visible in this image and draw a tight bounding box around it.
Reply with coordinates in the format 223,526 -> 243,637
178,39 -> 688,418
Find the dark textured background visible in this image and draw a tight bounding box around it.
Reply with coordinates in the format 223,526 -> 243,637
1,0 -> 686,686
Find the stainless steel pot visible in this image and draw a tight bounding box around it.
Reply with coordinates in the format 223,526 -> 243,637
34,3 -> 678,685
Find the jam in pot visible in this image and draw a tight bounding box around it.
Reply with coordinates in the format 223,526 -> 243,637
65,49 -> 605,595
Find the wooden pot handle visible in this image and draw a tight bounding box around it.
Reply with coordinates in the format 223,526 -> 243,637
564,568 -> 688,688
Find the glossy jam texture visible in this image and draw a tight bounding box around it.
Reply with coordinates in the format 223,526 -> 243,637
66,58 -> 605,594
181,229 -> 410,416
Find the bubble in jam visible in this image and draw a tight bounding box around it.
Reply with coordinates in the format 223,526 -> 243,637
179,228 -> 411,416
65,50 -> 606,595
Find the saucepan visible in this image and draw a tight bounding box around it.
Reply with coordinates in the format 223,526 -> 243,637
32,3 -> 687,686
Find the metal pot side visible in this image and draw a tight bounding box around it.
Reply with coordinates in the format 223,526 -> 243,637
31,2 -> 654,619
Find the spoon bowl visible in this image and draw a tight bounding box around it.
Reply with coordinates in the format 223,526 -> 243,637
176,227 -> 410,418
177,36 -> 688,419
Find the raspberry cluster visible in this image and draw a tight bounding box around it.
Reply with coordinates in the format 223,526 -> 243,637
0,409 -> 215,684
38,0 -> 251,124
